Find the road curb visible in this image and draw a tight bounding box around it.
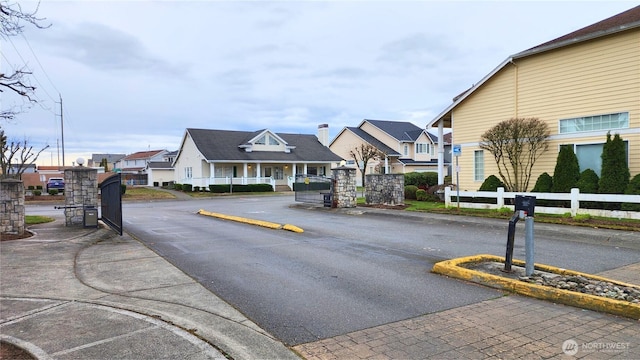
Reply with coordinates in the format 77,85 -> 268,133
197,209 -> 304,233
432,254 -> 640,320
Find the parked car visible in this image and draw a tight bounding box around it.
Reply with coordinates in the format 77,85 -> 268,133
46,177 -> 65,193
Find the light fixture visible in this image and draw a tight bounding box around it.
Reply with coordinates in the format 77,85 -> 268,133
76,157 -> 85,167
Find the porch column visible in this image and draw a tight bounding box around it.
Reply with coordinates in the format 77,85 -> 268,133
437,120 -> 444,185
209,163 -> 215,184
303,163 -> 308,175
256,163 -> 261,179
243,163 -> 248,178
291,163 -> 297,178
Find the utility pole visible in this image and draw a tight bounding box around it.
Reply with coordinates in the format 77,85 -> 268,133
58,94 -> 65,167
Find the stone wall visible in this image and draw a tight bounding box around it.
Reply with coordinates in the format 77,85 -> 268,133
332,167 -> 357,208
0,179 -> 25,235
64,168 -> 98,226
365,174 -> 405,206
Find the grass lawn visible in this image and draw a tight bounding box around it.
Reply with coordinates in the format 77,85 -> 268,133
26,215 -> 54,225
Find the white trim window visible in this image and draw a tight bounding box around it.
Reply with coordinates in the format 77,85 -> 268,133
559,112 -> 629,134
474,150 -> 484,182
184,167 -> 192,179
416,143 -> 429,154
404,145 -> 408,156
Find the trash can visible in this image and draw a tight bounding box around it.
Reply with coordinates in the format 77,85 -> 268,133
323,193 -> 332,207
84,207 -> 98,228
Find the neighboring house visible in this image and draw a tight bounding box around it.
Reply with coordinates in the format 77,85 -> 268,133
428,6 -> 640,191
146,161 -> 174,187
173,126 -> 343,190
89,154 -> 125,171
115,150 -> 168,174
5,163 -> 37,175
329,119 -> 451,186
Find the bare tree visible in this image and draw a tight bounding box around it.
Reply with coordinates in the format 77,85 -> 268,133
1,129 -> 49,178
349,143 -> 383,187
1,0 -> 50,120
479,117 -> 550,192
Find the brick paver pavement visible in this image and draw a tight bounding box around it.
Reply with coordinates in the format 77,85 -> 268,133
293,265 -> 640,359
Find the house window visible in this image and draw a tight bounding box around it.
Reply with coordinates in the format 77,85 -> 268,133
474,150 -> 484,182
559,112 -> 628,134
346,160 -> 355,166
269,136 -> 280,145
562,141 -> 628,176
274,166 -> 283,180
416,143 -> 429,154
307,166 -> 318,175
256,135 -> 266,145
404,145 -> 408,156
184,167 -> 192,179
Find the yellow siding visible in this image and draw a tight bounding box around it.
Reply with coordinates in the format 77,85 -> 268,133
451,29 -> 640,191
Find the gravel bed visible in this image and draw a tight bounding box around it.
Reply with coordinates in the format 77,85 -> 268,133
464,261 -> 640,304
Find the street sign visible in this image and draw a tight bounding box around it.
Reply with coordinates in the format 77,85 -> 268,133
453,145 -> 461,156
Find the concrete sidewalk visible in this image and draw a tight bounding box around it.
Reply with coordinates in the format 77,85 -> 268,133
0,216 -> 300,360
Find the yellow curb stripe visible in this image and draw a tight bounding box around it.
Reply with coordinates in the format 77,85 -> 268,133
197,209 -> 303,233
282,224 -> 304,233
432,254 -> 640,320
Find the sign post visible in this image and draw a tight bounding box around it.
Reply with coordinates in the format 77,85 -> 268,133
452,145 -> 461,209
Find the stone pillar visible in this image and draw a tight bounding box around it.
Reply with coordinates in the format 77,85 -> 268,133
64,168 -> 98,226
0,179 -> 25,236
332,166 -> 357,208
365,174 -> 405,206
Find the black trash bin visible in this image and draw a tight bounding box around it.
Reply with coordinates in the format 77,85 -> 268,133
323,193 -> 332,207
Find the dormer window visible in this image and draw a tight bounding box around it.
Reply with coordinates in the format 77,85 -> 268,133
256,135 -> 266,145
269,136 -> 280,146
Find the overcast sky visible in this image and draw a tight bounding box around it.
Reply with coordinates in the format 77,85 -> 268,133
1,0 -> 635,166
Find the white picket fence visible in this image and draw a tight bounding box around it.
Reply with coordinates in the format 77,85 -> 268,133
444,187 -> 640,220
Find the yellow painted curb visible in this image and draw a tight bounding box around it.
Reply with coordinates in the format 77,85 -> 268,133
432,254 -> 640,320
197,209 -> 304,233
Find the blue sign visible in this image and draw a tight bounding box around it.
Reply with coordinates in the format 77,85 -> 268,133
453,145 -> 461,156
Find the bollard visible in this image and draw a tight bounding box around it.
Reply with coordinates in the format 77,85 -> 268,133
504,195 -> 536,273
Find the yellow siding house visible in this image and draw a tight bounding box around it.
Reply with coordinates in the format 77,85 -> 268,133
428,6 -> 640,191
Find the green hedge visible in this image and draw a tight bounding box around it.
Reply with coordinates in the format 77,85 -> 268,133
182,184 -> 193,192
209,184 -> 273,193
174,183 -> 183,191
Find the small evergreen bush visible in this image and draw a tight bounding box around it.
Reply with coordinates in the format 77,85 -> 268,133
577,169 -> 600,209
532,172 -> 553,192
182,184 -> 193,192
193,186 -> 200,192
416,189 -> 428,201
621,173 -> 640,211
552,146 -> 580,193
479,175 -> 505,191
174,183 -> 183,191
34,190 -> 42,196
121,184 -> 127,195
405,185 -> 418,200
48,189 -> 59,196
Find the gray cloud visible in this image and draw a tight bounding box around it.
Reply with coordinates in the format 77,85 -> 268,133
33,22 -> 181,75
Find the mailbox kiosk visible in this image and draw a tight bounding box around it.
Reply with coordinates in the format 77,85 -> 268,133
504,195 -> 536,275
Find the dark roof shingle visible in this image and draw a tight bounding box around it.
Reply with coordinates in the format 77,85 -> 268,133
187,128 -> 343,162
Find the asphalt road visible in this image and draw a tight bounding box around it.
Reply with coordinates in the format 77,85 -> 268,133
93,194 -> 639,346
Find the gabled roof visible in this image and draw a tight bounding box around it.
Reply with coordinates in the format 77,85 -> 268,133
147,161 -> 173,169
91,153 -> 125,163
123,150 -> 166,160
365,119 -> 425,142
184,128 -> 343,162
428,5 -> 640,128
345,127 -> 401,156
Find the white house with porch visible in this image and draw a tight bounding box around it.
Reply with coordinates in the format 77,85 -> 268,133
173,126 -> 343,191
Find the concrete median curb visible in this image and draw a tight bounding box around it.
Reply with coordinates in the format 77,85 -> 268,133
432,254 -> 640,320
197,209 -> 304,233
